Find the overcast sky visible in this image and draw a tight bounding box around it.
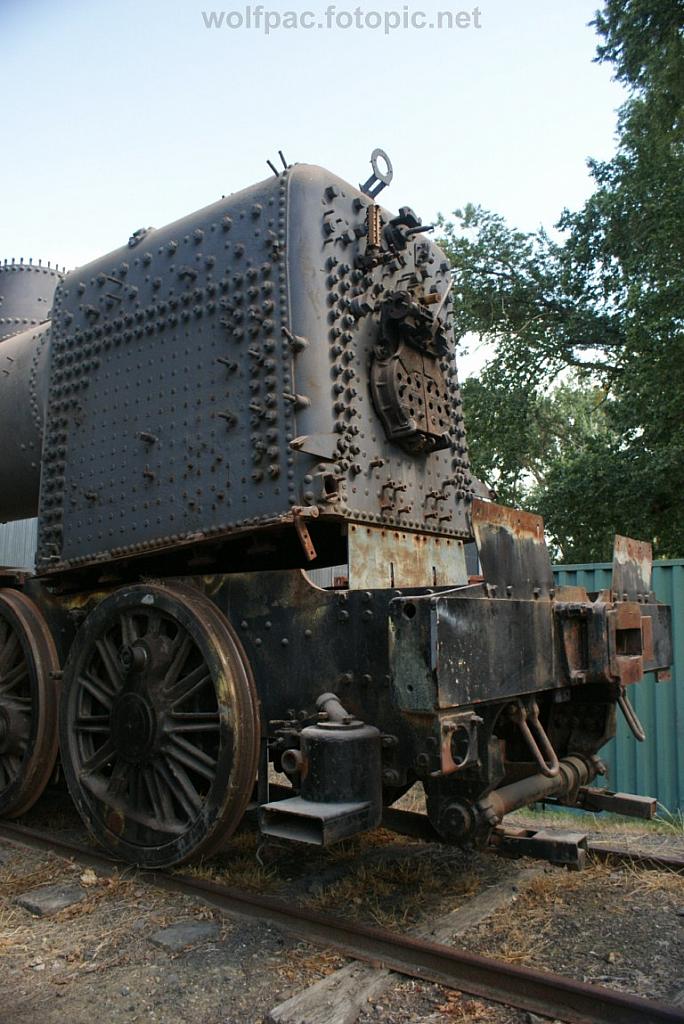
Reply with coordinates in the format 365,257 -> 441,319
2,0 -> 624,273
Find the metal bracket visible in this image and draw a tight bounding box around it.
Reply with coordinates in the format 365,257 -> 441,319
435,711 -> 483,776
510,699 -> 560,778
490,826 -> 588,870
574,786 -> 655,819
617,687 -> 646,741
291,505 -> 319,562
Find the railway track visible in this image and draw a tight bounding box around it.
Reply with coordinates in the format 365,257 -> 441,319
382,805 -> 684,873
1,819 -> 682,1024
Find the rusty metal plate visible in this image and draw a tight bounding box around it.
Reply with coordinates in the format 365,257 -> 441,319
390,591 -> 557,711
471,499 -> 554,599
347,524 -> 467,590
608,600 -> 644,685
611,535 -> 653,600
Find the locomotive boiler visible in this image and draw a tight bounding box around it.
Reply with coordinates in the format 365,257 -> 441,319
0,152 -> 672,867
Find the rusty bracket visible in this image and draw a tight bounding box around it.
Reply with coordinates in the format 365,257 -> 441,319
490,826 -> 589,870
291,505 -> 320,563
509,699 -> 559,778
434,711 -> 483,777
573,787 -> 656,819
617,687 -> 646,742
607,600 -> 644,685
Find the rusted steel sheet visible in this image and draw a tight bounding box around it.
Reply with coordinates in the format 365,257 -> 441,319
612,535 -> 653,600
470,499 -> 554,598
347,523 -> 467,590
390,589 -> 558,711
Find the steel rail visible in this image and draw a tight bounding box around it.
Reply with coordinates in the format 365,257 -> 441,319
0,821 -> 682,1024
587,844 -> 684,873
381,806 -> 684,874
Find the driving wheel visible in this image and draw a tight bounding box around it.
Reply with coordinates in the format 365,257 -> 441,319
59,583 -> 260,867
0,589 -> 59,817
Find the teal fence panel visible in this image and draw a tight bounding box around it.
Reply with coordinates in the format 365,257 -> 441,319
553,560 -> 684,813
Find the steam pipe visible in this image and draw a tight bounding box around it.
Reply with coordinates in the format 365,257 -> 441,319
476,755 -> 598,828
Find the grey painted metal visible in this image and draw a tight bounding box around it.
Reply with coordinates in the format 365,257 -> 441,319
0,322 -> 52,520
553,560 -> 684,812
0,517 -> 38,569
0,260 -> 63,342
22,163 -> 473,572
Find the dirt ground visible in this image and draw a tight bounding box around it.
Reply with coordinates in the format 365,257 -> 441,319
1,788 -> 683,1024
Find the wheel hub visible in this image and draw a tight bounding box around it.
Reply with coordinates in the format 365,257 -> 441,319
111,692 -> 156,763
119,640 -> 150,675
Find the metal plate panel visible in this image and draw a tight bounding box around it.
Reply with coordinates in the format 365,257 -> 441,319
471,499 -> 554,598
348,524 -> 467,589
612,535 -> 653,600
390,591 -> 557,712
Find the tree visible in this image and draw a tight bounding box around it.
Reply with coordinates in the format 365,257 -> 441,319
441,0 -> 684,560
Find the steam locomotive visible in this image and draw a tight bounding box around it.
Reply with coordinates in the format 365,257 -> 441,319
0,151 -> 672,867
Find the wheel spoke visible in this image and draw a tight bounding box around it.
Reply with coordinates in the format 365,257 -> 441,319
1,694 -> 32,714
141,765 -> 163,820
144,611 -> 163,637
0,631 -> 19,674
107,758 -> 131,800
167,711 -> 221,734
81,737 -> 116,774
166,664 -> 212,708
0,660 -> 29,693
80,670 -> 118,710
163,633 -> 194,691
73,714 -> 110,734
157,756 -> 203,820
95,637 -> 124,693
165,733 -> 217,781
120,612 -> 138,647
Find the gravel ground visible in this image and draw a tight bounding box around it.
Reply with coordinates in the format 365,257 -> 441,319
1,788 -> 683,1024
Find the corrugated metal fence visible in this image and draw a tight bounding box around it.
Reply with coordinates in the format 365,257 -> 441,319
554,560 -> 684,813
0,518 -> 37,569
1,522 -> 681,810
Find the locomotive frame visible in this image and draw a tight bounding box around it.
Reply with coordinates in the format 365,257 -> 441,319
0,152 -> 673,867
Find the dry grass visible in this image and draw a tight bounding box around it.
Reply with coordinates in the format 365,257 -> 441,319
469,859 -> 683,969
435,991 -> 505,1022
179,854 -> 279,891
306,855 -> 480,928
0,905 -> 30,953
275,945 -> 346,983
0,857 -> 71,899
479,916 -> 553,965
0,854 -> 157,984
509,804 -> 684,837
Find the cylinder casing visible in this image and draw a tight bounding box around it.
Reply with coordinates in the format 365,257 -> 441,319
0,322 -> 51,521
0,261 -> 63,342
300,719 -> 382,817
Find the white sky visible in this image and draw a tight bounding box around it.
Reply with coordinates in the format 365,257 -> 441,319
2,0 -> 624,278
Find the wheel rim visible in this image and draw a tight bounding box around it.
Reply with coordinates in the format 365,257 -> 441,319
60,584 -> 260,867
0,590 -> 59,817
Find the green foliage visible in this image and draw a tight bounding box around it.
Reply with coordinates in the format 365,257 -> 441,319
440,0 -> 684,561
